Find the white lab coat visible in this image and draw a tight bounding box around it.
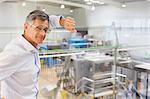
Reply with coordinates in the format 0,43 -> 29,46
0,15 -> 62,99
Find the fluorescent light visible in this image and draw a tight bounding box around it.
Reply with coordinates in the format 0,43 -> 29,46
86,2 -> 92,5
22,2 -> 26,6
93,1 -> 105,5
42,8 -> 46,12
86,0 -> 104,5
70,10 -> 73,13
60,4 -> 65,9
99,2 -> 105,5
91,6 -> 95,10
92,0 -> 100,4
84,0 -> 89,2
122,4 -> 127,8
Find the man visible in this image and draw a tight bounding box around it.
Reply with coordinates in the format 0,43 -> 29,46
0,10 -> 76,99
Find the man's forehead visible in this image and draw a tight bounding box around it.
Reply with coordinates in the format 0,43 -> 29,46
33,19 -> 49,27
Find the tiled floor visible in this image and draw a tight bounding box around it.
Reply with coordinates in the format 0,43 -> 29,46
38,68 -> 85,99
38,68 -> 59,99
38,68 -> 114,99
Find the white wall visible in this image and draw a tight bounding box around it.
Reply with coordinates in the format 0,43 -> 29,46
84,2 -> 150,43
78,1 -> 150,57
71,8 -> 87,28
0,2 -> 71,28
0,2 -> 71,50
86,1 -> 150,27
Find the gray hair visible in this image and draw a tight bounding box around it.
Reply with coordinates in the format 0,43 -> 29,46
26,10 -> 49,25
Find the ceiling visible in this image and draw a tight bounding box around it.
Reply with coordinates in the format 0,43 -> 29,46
2,0 -> 148,3
1,0 -> 149,9
65,0 -> 147,3
63,0 -> 148,7
64,0 -> 105,6
113,0 -> 147,3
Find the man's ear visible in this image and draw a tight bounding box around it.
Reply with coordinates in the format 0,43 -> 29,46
24,23 -> 28,29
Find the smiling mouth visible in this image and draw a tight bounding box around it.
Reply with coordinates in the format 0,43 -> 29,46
40,36 -> 46,41
39,37 -> 44,41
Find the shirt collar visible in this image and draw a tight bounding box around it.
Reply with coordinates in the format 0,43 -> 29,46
20,35 -> 38,52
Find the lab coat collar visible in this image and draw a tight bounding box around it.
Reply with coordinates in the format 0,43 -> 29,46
20,35 -> 38,53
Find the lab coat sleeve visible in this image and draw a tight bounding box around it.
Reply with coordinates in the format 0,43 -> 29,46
49,15 -> 62,28
0,49 -> 21,81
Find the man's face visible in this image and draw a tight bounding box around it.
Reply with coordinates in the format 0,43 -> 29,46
25,19 -> 49,45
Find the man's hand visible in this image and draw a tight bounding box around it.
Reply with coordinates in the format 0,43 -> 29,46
60,17 -> 76,32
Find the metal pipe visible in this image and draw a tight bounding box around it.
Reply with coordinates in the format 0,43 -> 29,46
0,0 -> 7,3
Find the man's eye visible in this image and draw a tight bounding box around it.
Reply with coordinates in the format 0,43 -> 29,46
35,26 -> 49,33
44,29 -> 48,33
37,27 -> 42,31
